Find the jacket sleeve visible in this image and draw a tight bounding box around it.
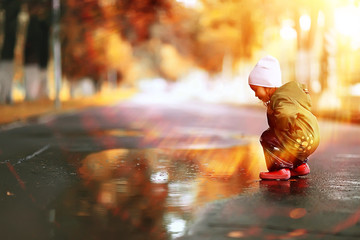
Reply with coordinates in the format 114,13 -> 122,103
271,96 -> 299,133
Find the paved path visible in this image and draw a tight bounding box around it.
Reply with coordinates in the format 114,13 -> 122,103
0,94 -> 360,240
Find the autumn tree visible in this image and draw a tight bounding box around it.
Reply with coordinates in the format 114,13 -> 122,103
189,0 -> 285,73
61,0 -> 172,84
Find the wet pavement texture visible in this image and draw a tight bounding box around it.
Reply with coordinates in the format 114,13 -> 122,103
1,97 -> 360,240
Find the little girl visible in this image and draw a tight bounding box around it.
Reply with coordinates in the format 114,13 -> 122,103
248,55 -> 320,180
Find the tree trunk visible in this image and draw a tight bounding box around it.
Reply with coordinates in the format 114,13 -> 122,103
0,0 -> 21,104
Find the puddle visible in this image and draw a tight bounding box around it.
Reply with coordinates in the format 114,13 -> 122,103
51,140 -> 266,239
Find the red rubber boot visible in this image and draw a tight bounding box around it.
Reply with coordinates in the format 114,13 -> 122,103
259,169 -> 290,180
290,163 -> 310,177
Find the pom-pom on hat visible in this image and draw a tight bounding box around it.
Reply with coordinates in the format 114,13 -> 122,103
248,55 -> 282,88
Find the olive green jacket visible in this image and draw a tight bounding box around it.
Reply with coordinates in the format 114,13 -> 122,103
267,81 -> 320,160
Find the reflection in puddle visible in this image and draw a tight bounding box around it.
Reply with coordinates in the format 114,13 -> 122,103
259,178 -> 309,196
53,140 -> 266,239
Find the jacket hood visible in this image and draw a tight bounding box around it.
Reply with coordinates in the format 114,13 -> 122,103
272,81 -> 312,111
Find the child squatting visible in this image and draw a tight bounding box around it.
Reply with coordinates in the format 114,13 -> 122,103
248,55 -> 320,180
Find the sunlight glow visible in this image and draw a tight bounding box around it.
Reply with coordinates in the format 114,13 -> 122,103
176,0 -> 201,8
335,6 -> 360,36
280,20 -> 297,40
168,218 -> 186,233
150,170 -> 169,184
165,215 -> 187,239
335,5 -> 360,50
349,83 -> 360,96
299,15 -> 311,31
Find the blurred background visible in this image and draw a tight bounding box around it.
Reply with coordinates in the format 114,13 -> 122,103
2,2 -> 360,239
1,0 -> 360,115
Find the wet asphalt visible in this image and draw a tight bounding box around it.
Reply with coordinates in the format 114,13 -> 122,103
0,96 -> 360,240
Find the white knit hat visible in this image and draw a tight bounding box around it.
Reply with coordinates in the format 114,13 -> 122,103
248,55 -> 282,88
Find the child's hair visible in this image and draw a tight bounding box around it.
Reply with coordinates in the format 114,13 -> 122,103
249,55 -> 282,88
